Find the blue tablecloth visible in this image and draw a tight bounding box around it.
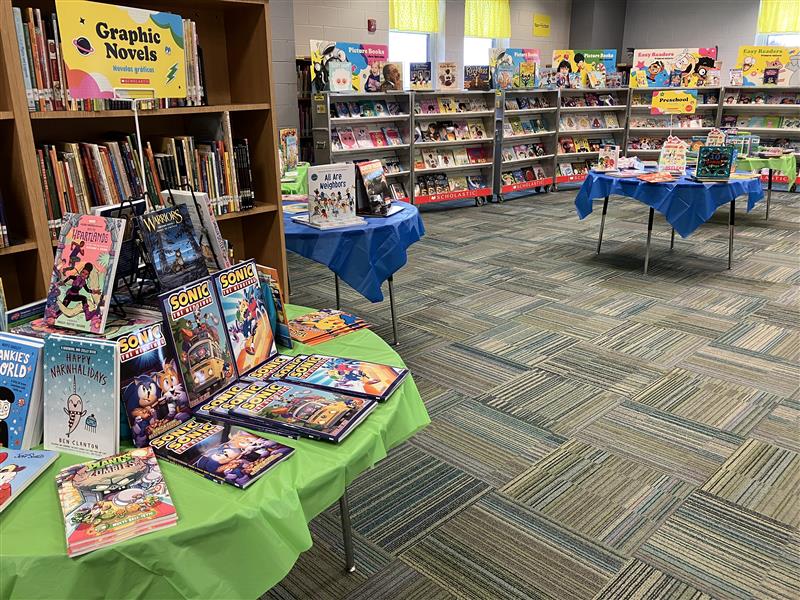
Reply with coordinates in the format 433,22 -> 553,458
283,201 -> 425,302
575,171 -> 765,238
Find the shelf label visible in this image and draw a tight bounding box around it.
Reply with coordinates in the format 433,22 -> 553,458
414,188 -> 491,204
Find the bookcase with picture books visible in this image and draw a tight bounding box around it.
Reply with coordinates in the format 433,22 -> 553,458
496,88 -> 559,199
556,87 -> 630,186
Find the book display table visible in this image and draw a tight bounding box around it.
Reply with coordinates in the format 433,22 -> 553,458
283,201 -> 425,344
0,305 -> 430,600
281,162 -> 311,196
575,171 -> 765,273
735,154 -> 797,219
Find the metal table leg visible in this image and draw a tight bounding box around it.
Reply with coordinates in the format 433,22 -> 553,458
596,196 -> 609,254
670,228 -> 675,250
339,490 -> 356,573
728,199 -> 735,270
334,274 -> 341,310
644,207 -> 655,274
766,168 -> 773,220
387,275 -> 399,346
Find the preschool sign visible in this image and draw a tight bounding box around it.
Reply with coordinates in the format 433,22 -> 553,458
55,0 -> 187,99
651,90 -> 698,115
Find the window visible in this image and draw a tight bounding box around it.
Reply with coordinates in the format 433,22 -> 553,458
389,31 -> 430,89
463,37 -> 494,66
766,33 -> 800,46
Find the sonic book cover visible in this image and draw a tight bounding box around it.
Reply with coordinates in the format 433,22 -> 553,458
159,277 -> 236,407
288,309 -> 367,344
136,205 -> 208,291
0,332 -> 43,449
116,322 -> 192,447
55,447 -> 177,557
241,354 -> 297,382
43,335 -> 119,460
282,355 -> 408,402
212,260 -> 276,376
0,449 -> 59,513
149,418 -> 294,488
45,213 -> 125,334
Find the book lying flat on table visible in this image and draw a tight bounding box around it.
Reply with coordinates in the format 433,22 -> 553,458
288,309 -> 369,345
0,449 -> 58,513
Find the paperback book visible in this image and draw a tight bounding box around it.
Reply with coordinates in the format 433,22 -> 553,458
658,136 -> 689,176
356,160 -> 392,215
160,189 -> 231,271
90,199 -> 147,281
288,309 -> 369,345
245,354 -> 308,383
437,62 -> 459,90
255,265 -> 292,348
694,146 -> 737,180
0,449 -> 58,513
594,146 -> 620,172
297,164 -> 366,230
0,332 -> 44,449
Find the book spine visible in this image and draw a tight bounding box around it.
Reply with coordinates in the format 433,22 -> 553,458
47,145 -> 68,217
12,8 -> 36,111
51,13 -> 69,109
33,9 -> 53,111
36,149 -> 56,237
25,9 -> 44,111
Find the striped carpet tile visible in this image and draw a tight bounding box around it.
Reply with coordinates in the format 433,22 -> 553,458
519,303 -> 625,341
489,269 -> 584,302
672,287 -> 767,318
502,439 -> 694,555
575,401 -> 743,486
590,322 -> 708,367
701,438 -> 800,528
749,301 -> 800,330
628,303 -> 737,339
694,272 -> 795,301
346,560 -> 456,600
712,321 -> 800,363
597,271 -> 699,301
447,288 -> 548,319
635,492 -> 800,600
776,284 -> 800,305
730,252 -> 800,284
750,400 -> 800,453
632,368 -> 780,437
401,492 -> 625,600
592,559 -> 712,600
462,322 -> 579,367
565,288 -> 658,318
402,304 -> 504,342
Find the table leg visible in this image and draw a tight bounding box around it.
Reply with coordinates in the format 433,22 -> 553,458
766,169 -> 773,220
728,199 -> 735,270
287,269 -> 292,299
596,196 -> 609,254
339,490 -> 356,573
644,207 -> 655,275
334,274 -> 341,310
388,275 -> 399,346
670,228 -> 675,250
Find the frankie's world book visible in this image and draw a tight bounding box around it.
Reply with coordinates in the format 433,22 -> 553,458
44,213 -> 125,334
0,449 -> 58,513
0,332 -> 44,449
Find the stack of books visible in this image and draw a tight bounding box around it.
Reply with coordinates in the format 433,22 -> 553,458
288,309 -> 370,345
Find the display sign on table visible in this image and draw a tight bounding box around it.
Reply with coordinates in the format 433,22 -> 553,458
651,89 -> 698,115
490,48 -> 541,88
552,49 -> 617,85
629,48 -> 718,88
658,136 -> 689,176
310,40 -> 389,92
55,0 -> 187,99
736,46 -> 800,86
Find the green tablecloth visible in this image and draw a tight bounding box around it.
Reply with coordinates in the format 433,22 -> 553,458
280,163 -> 309,196
736,153 -> 797,184
0,305 -> 429,599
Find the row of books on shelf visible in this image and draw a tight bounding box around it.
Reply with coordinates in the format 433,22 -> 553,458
559,113 -> 620,131
629,115 -> 715,128
560,93 -> 621,107
500,166 -> 549,186
331,100 -> 405,119
721,115 -> 800,129
414,96 -> 490,115
414,147 -> 491,170
538,69 -> 624,90
381,159 -> 408,174
0,194 -> 11,248
296,60 -> 312,97
501,143 -> 549,161
558,136 -> 616,154
503,96 -> 551,110
722,90 -> 800,105
628,137 -> 667,150
331,126 -> 405,151
415,174 -> 489,196
502,117 -> 550,137
557,161 -> 593,177
631,90 -> 719,106
12,7 -> 205,112
414,119 -> 491,142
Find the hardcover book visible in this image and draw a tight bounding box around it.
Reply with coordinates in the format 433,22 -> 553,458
356,160 -> 392,214
328,60 -> 353,92
519,62 -> 536,88
303,163 -> 365,229
595,146 -> 620,172
658,136 -> 689,176
410,62 -> 432,90
464,65 -> 491,91
0,449 -> 58,513
494,63 -> 514,90
43,334 -> 119,460
45,214 -> 125,334
695,146 -> 737,180
437,62 -> 459,90
0,332 -> 45,449
136,205 -> 209,292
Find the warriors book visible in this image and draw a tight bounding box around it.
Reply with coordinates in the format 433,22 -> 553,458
159,277 -> 236,407
212,260 -> 277,376
0,449 -> 58,513
45,214 -> 125,334
160,189 -> 231,271
43,335 -> 119,460
0,332 -> 44,449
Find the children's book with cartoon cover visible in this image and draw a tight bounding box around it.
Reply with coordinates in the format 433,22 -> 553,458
255,265 -> 292,348
136,205 -> 209,292
115,321 -> 192,447
464,65 -> 491,91
410,62 -> 432,90
212,260 -> 276,376
282,354 -> 408,402
0,332 -> 44,449
159,277 -> 236,407
296,164 -> 366,230
45,214 -> 125,334
694,146 -> 737,180
160,189 -> 231,272
245,354 -> 308,383
0,449 -> 58,513
55,447 -> 177,556
149,418 -> 294,488
229,381 -> 377,443
287,309 -> 368,345
43,334 -> 119,460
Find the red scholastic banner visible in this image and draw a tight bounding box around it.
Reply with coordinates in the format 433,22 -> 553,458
555,174 -> 587,184
414,188 -> 491,205
501,177 -> 552,193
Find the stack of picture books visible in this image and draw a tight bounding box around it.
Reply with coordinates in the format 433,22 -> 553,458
413,96 -> 489,115
416,174 -> 488,196
330,99 -> 406,118
288,309 -> 369,345
559,113 -> 621,131
331,125 -> 406,150
502,117 -> 550,137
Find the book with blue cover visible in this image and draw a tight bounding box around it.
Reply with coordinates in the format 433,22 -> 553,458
43,334 -> 119,460
256,265 -> 292,349
0,332 -> 44,449
0,449 -> 58,513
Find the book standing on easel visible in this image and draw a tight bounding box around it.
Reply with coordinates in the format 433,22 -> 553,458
292,164 -> 366,229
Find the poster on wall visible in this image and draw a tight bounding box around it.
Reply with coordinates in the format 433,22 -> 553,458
552,49 -> 617,85
55,0 -> 187,99
629,48 -> 718,88
736,46 -> 800,86
310,40 -> 389,92
489,48 -> 541,89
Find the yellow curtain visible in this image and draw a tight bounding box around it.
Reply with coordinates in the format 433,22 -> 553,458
757,0 -> 800,33
390,0 -> 440,33
465,0 -> 511,38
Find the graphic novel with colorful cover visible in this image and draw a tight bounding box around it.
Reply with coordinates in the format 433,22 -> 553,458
136,205 -> 209,291
149,418 -> 294,488
45,213 -> 125,334
116,321 -> 192,447
212,260 -> 276,376
159,277 -> 236,406
0,449 -> 58,513
55,447 -> 177,557
43,334 -> 119,460
694,146 -> 737,180
255,265 -> 292,348
0,332 -> 44,449
160,189 -> 231,272
288,309 -> 368,344
282,354 -> 408,402
245,354 -> 308,383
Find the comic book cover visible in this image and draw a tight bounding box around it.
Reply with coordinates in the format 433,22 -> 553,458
43,334 -> 119,460
55,447 -> 177,556
149,418 -> 293,488
160,189 -> 231,272
116,321 -> 192,447
288,309 -> 368,344
229,381 -> 376,443
282,354 -> 408,401
159,277 -> 236,407
255,265 -> 292,349
193,381 -> 250,420
0,332 -> 44,449
0,449 -> 58,513
136,205 -> 208,292
212,260 -> 276,375
45,214 -> 125,334
245,354 -> 308,383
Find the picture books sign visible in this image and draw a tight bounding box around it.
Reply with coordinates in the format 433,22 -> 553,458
651,90 -> 698,115
552,49 -> 617,85
55,0 -> 187,99
310,40 -> 389,92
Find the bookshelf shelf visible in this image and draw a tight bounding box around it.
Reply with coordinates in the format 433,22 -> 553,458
502,131 -> 557,142
330,114 -> 410,124
28,103 -> 272,120
504,107 -> 558,115
414,110 -> 493,119
416,162 -> 492,174
0,240 -> 38,256
216,203 -> 278,221
559,106 -> 626,112
0,110 -> 12,120
502,154 -> 555,166
628,127 -> 713,133
630,104 -> 718,110
415,139 -> 492,148
561,127 -> 624,135
721,104 -> 799,111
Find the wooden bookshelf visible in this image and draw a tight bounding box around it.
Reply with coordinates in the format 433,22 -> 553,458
0,0 -> 287,310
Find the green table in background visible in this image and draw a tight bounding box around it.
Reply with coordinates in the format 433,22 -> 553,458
281,162 -> 310,197
0,305 -> 429,600
736,153 -> 797,220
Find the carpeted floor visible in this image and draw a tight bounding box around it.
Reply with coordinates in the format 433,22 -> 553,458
265,189 -> 800,600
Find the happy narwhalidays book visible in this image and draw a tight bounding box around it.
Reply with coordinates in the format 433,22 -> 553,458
45,214 -> 125,334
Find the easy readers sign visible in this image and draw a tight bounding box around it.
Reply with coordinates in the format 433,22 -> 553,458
55,0 -> 187,99
651,90 -> 698,115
